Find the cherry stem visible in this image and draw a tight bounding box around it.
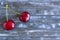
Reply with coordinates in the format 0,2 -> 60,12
6,4 -> 8,21
8,7 -> 20,15
6,1 -> 21,19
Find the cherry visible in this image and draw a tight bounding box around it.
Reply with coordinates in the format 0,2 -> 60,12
3,20 -> 15,30
19,11 -> 30,22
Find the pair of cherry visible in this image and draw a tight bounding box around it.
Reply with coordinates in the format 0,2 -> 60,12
3,11 -> 30,30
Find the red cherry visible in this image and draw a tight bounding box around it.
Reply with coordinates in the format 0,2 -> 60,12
19,11 -> 30,22
3,20 -> 15,30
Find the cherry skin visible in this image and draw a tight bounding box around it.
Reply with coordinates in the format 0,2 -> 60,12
3,20 -> 15,30
19,11 -> 30,22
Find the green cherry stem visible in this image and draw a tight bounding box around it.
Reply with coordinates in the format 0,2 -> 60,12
8,7 -> 20,15
6,4 -> 9,21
